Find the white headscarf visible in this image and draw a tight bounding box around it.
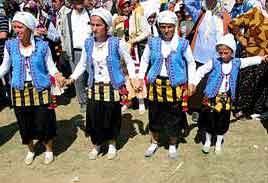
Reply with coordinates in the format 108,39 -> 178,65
216,33 -> 237,56
91,7 -> 113,28
12,11 -> 37,31
174,2 -> 183,13
157,10 -> 177,25
145,7 -> 158,20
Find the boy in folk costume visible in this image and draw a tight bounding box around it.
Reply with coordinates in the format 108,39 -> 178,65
66,8 -> 136,160
136,10 -> 196,160
193,34 -> 268,154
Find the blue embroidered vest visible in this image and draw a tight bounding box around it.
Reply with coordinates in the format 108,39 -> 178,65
6,38 -> 51,92
204,57 -> 241,100
84,36 -> 125,89
147,37 -> 188,87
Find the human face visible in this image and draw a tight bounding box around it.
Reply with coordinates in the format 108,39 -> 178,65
217,45 -> 233,63
90,16 -> 108,41
205,0 -> 217,10
120,2 -> 130,16
72,2 -> 84,12
84,0 -> 94,10
52,0 -> 62,11
175,11 -> 182,23
235,0 -> 243,4
12,21 -> 31,42
147,13 -> 156,25
159,23 -> 175,41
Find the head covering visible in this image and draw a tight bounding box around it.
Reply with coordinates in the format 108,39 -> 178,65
91,7 -> 113,28
216,33 -> 236,56
12,11 -> 37,31
174,1 -> 183,13
118,0 -> 130,10
157,10 -> 177,25
145,7 -> 158,20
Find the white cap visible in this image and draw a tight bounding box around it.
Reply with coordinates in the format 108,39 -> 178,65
157,10 -> 177,25
91,7 -> 113,28
216,33 -> 237,56
12,11 -> 37,31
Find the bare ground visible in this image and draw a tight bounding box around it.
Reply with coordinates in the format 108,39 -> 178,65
0,99 -> 268,183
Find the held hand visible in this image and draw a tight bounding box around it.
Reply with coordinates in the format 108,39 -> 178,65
54,73 -> 65,88
64,78 -> 75,86
133,79 -> 144,92
113,16 -> 125,27
188,84 -> 196,97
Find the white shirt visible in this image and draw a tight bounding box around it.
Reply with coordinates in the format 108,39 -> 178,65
71,9 -> 92,49
70,39 -> 136,82
129,12 -> 150,43
56,6 -> 71,35
0,37 -> 59,81
138,34 -> 196,84
194,56 -> 263,93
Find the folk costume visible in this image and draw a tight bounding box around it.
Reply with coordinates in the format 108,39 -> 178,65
0,12 -> 61,164
138,10 -> 196,160
194,34 -> 265,154
69,8 -> 136,160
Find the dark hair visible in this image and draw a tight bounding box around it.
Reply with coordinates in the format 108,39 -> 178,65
3,0 -> 20,19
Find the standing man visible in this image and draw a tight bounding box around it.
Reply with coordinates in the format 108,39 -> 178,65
136,10 -> 196,160
61,0 -> 92,112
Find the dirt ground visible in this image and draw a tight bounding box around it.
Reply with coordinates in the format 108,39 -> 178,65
0,99 -> 268,183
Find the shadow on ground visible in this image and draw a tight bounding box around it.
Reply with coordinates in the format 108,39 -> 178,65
35,114 -> 83,157
0,122 -> 18,147
117,113 -> 146,150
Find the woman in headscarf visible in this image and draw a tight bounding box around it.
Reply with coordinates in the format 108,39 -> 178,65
229,0 -> 268,119
144,5 -> 159,37
112,0 -> 131,42
66,8 -> 136,160
0,11 -> 65,165
136,10 -> 196,160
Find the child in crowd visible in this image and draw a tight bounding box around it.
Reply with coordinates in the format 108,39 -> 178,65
193,34 -> 268,154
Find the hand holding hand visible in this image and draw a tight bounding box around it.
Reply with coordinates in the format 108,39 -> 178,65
54,73 -> 65,88
188,84 -> 196,97
64,78 -> 75,86
133,79 -> 144,93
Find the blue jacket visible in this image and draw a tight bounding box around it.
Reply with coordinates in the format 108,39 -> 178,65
147,37 -> 188,87
6,38 -> 51,92
204,57 -> 241,100
84,36 -> 125,89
